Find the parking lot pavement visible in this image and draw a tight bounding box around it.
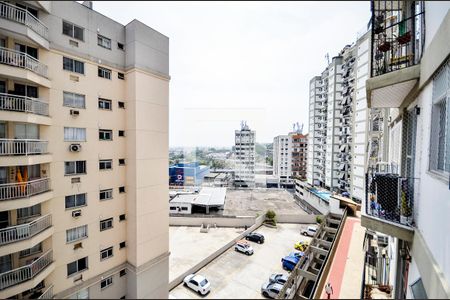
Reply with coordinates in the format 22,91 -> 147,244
169,223 -> 314,299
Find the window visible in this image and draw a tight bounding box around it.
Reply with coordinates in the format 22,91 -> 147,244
62,21 -> 84,41
63,92 -> 85,109
98,67 -> 111,79
119,186 -> 125,193
430,60 -> 450,175
119,269 -> 126,277
99,159 -> 112,170
65,193 -> 87,209
118,72 -> 125,80
17,204 -> 41,219
100,218 -> 113,231
100,276 -> 113,289
65,161 -> 86,175
66,225 -> 88,243
117,42 -> 124,50
100,189 -> 113,201
63,57 -> 84,74
97,35 -> 111,49
64,127 -> 86,142
19,243 -> 42,258
119,214 -> 126,221
100,247 -> 113,261
118,130 -> 125,137
119,159 -> 125,165
119,241 -> 126,249
67,257 -> 88,276
118,101 -> 125,109
99,130 -> 113,141
410,278 -> 428,299
98,98 -> 112,110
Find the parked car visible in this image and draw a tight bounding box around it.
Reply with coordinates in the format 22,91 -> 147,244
261,282 -> 291,298
235,240 -> 254,255
245,232 -> 265,244
281,256 -> 299,271
294,241 -> 309,251
269,273 -> 289,285
301,225 -> 318,237
183,274 -> 211,295
288,251 -> 304,260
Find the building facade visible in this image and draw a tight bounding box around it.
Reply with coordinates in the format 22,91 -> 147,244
169,162 -> 210,186
0,1 -> 169,299
234,122 -> 255,188
362,1 -> 450,298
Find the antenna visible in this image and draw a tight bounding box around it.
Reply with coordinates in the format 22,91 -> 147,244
325,53 -> 330,65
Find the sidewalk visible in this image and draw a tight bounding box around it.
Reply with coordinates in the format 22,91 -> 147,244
320,214 -> 365,299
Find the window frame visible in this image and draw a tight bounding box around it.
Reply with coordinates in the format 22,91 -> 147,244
63,91 -> 86,109
99,129 -> 113,141
64,160 -> 87,176
98,67 -> 112,80
100,276 -> 113,289
100,247 -> 113,261
66,225 -> 88,243
99,189 -> 113,201
62,20 -> 84,41
63,57 -> 85,74
99,159 -> 113,170
64,127 -> 86,142
100,218 -> 113,231
67,257 -> 88,277
98,98 -> 112,110
118,72 -> 125,80
65,193 -> 87,209
97,34 -> 112,50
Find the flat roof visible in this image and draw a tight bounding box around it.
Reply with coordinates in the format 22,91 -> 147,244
169,187 -> 226,207
310,188 -> 332,203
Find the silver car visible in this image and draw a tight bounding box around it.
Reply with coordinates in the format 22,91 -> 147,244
269,273 -> 289,285
261,281 -> 291,299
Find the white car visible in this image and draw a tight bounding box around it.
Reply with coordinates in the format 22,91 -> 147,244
183,274 -> 211,295
261,282 -> 291,299
301,225 -> 318,237
235,240 -> 254,255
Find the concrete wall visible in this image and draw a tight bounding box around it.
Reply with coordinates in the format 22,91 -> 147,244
276,214 -> 321,224
169,215 -> 257,228
168,215 -> 265,291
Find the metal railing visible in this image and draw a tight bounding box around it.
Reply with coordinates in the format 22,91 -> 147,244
0,1 -> 49,39
0,178 -> 51,201
0,47 -> 48,78
365,170 -> 416,227
0,214 -> 51,245
0,139 -> 48,156
38,284 -> 53,299
370,0 -> 425,77
0,250 -> 52,290
0,93 -> 49,116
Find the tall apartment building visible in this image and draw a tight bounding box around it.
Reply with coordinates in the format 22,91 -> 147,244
274,126 -> 308,187
0,1 -> 169,299
308,32 -> 371,202
361,1 -> 450,298
234,121 -> 255,188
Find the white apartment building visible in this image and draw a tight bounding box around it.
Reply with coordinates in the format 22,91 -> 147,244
234,122 -> 255,188
0,1 -> 169,299
362,1 -> 450,298
273,134 -> 291,187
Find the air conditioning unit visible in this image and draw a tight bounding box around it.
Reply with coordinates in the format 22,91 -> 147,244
70,109 -> 80,116
69,144 -> 81,152
72,210 -> 82,218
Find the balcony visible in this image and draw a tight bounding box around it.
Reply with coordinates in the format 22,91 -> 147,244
0,214 -> 51,246
367,1 -> 425,108
362,171 -> 415,242
0,1 -> 49,49
0,93 -> 49,116
0,139 -> 48,156
0,47 -> 48,78
0,250 -> 53,297
38,284 -> 53,299
0,178 -> 50,202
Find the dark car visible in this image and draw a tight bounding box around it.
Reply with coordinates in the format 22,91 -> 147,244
245,232 -> 265,244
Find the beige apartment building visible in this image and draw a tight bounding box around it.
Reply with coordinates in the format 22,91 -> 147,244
0,1 -> 169,299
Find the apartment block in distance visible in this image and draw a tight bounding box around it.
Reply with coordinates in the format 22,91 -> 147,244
0,1 -> 169,299
362,1 -> 450,298
234,121 -> 255,188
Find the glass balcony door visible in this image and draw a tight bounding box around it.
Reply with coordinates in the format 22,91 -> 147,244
14,123 -> 38,139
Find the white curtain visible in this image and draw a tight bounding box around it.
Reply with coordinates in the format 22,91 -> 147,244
64,127 -> 86,141
66,225 -> 87,243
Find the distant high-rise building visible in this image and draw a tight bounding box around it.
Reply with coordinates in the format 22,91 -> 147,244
234,121 -> 255,187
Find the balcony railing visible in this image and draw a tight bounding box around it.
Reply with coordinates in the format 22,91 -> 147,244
0,139 -> 48,156
0,214 -> 51,245
0,1 -> 49,39
0,178 -> 50,201
370,1 -> 425,77
0,47 -> 48,78
0,93 -> 49,116
38,284 -> 53,299
0,250 -> 52,291
365,169 -> 416,227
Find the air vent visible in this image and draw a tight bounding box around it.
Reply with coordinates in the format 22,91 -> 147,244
69,144 -> 81,152
69,40 -> 79,47
72,210 -> 81,218
73,274 -> 83,283
70,75 -> 79,82
71,177 -> 81,184
74,242 -> 83,250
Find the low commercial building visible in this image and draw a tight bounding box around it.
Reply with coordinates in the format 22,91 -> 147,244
169,187 -> 226,214
169,162 -> 210,186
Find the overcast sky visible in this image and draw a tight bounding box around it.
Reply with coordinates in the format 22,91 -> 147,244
94,1 -> 371,147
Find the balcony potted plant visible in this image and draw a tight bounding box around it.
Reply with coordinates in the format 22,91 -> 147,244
400,191 -> 412,225
397,31 -> 411,45
378,41 -> 391,52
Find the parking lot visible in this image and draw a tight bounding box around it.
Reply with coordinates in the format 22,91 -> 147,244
169,223 -> 313,299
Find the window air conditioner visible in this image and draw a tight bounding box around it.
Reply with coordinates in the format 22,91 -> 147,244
70,109 -> 80,116
72,210 -> 82,218
69,144 -> 81,152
